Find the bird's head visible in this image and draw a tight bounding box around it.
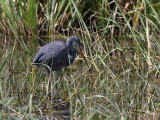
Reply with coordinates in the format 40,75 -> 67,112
67,36 -> 87,63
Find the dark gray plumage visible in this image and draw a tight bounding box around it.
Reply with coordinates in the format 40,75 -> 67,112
32,36 -> 86,80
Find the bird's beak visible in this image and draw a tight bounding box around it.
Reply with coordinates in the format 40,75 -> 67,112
76,45 -> 87,64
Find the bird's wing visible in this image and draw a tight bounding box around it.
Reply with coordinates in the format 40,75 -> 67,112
32,41 -> 68,66
32,52 -> 46,65
44,43 -> 68,66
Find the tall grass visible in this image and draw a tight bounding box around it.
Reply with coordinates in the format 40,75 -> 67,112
0,0 -> 160,119
0,0 -> 38,37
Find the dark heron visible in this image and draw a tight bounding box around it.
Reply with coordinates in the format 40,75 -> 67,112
32,36 -> 87,82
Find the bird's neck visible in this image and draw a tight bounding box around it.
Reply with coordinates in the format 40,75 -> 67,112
66,42 -> 77,64
66,44 -> 76,58
67,46 -> 76,54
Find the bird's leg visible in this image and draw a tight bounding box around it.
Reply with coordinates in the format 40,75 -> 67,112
55,71 -> 60,89
49,71 -> 60,100
45,66 -> 51,75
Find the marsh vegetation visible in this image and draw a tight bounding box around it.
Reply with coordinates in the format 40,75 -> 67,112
0,0 -> 160,119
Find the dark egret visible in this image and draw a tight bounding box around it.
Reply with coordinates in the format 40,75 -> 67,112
32,36 -> 87,82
